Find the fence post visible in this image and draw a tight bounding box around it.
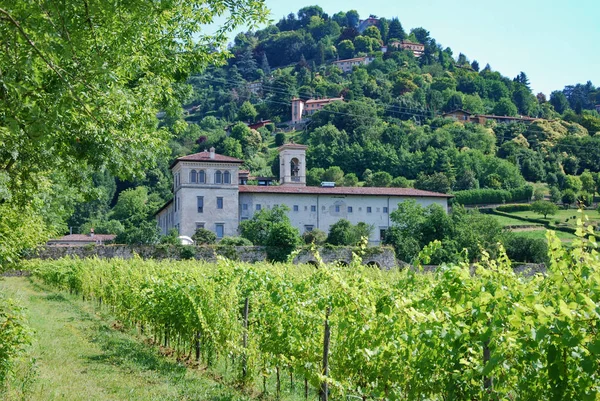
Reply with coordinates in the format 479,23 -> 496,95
320,306 -> 331,401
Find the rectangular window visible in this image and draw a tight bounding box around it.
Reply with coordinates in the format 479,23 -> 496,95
304,225 -> 314,232
215,224 -> 224,238
217,197 -> 223,209
335,205 -> 340,212
311,205 -> 316,212
380,229 -> 387,241
367,207 -> 372,213
197,196 -> 204,213
196,222 -> 205,230
242,203 -> 248,211
174,196 -> 177,212
348,206 -> 353,213
383,207 -> 388,213
293,205 -> 299,212
256,204 -> 261,211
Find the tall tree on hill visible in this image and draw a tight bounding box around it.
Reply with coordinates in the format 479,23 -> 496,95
363,25 -> 382,42
317,42 -> 326,65
379,18 -> 390,43
410,27 -> 430,44
337,39 -> 355,59
388,18 -> 406,41
471,60 -> 480,72
235,48 -> 258,80
298,5 -> 324,26
550,91 -> 570,114
346,10 -> 360,27
260,52 -> 271,75
513,71 -> 531,89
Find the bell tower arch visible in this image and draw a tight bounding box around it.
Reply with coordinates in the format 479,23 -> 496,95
278,142 -> 308,186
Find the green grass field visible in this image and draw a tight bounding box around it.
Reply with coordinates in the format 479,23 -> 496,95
509,209 -> 600,227
0,277 -> 306,401
509,228 -> 578,241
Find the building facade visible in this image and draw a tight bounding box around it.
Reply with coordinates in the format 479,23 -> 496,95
157,145 -> 452,244
331,56 -> 375,73
291,97 -> 344,124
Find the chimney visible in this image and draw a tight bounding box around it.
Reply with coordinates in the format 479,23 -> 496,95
209,147 -> 215,159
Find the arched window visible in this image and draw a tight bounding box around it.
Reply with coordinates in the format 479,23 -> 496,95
190,170 -> 197,183
199,170 -> 205,183
224,170 -> 231,184
215,170 -> 222,184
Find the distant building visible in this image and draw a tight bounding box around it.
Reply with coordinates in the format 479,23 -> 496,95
595,104 -> 600,113
291,97 -> 344,124
398,40 -> 425,57
247,81 -> 262,95
48,231 -> 116,246
331,56 -> 375,73
357,16 -> 379,33
442,109 -> 541,125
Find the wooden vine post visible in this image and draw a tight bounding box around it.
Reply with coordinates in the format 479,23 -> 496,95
320,306 -> 331,401
242,296 -> 249,378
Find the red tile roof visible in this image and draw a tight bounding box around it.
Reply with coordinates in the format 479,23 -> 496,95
304,97 -> 343,104
176,151 -> 244,163
238,185 -> 453,198
332,57 -> 367,63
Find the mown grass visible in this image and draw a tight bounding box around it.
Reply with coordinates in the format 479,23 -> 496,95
509,209 -> 600,228
0,277 -> 309,401
509,228 -> 578,241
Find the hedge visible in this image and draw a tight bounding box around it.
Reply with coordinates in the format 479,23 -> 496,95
452,185 -> 533,205
496,204 -> 532,213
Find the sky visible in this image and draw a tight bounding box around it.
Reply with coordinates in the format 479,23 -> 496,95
214,0 -> 599,96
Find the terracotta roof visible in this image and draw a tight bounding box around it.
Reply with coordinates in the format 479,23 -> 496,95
401,40 -> 424,46
277,143 -> 308,151
333,57 -> 367,63
171,150 -> 244,168
304,97 -> 343,104
49,234 -> 116,242
238,185 -> 453,198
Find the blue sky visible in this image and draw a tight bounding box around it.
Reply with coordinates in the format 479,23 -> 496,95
216,0 -> 599,96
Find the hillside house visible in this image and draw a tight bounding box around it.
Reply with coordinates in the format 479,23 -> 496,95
291,97 -> 344,124
155,145 -> 452,244
331,56 -> 375,73
393,40 -> 424,57
357,16 -> 379,33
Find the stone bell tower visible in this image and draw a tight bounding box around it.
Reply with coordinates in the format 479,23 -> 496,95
278,142 -> 307,186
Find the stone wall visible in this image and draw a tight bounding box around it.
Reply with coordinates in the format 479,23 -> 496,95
33,244 -> 398,269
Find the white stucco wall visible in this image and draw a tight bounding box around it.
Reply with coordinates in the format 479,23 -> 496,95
239,193 -> 447,244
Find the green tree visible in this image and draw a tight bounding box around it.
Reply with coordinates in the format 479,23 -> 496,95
533,187 -> 546,201
327,219 -> 372,246
391,176 -> 411,188
237,101 -> 258,122
561,189 -> 577,208
531,200 -> 559,219
368,171 -> 393,187
550,91 -> 570,114
550,186 -> 562,203
322,166 -> 345,185
493,98 -> 519,116
337,39 -> 355,59
0,0 -> 267,266
414,172 -> 453,194
363,26 -> 382,42
343,173 -> 359,187
388,18 -> 406,41
580,171 -> 596,194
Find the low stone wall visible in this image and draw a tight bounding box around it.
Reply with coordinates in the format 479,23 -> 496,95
293,246 -> 397,270
33,244 -> 398,269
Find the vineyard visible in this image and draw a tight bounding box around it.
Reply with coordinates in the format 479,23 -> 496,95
20,228 -> 600,400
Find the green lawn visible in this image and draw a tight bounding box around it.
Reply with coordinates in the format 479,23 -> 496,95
510,209 -> 600,227
492,214 -> 543,227
0,277 -> 306,401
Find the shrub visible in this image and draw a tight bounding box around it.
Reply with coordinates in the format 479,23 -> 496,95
533,187 -> 545,201
192,228 -> 216,244
303,229 -> 327,245
496,204 -> 532,213
452,185 -> 533,205
219,236 -> 253,246
501,234 -> 549,264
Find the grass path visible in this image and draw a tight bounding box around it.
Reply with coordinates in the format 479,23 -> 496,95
0,277 -> 255,401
